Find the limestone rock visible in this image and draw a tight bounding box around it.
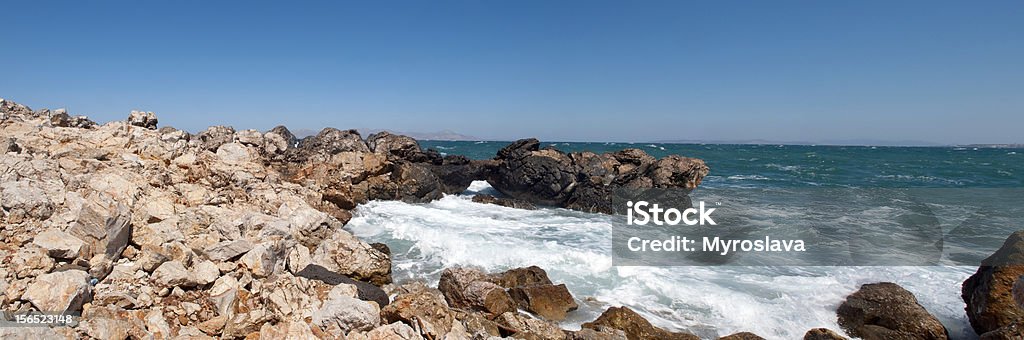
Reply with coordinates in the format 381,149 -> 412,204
192,260 -> 220,286
381,283 -> 456,339
204,239 -> 253,262
152,260 -> 190,288
311,230 -> 392,286
1,181 -> 54,222
33,229 -> 86,260
127,110 -> 158,129
22,270 -> 92,313
312,295 -> 381,335
438,267 -> 515,317
718,332 -> 766,340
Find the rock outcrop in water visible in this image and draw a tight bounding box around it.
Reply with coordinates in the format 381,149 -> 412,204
484,138 -> 710,214
962,230 -> 1024,338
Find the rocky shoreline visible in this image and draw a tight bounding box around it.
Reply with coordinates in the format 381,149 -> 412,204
0,98 -> 1021,339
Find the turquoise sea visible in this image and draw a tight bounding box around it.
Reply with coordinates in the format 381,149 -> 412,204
350,141 -> 1023,339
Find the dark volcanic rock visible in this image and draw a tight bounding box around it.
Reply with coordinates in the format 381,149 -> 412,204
803,328 -> 848,340
837,282 -> 948,340
963,230 -> 1024,335
581,306 -> 698,340
979,322 -> 1024,339
293,264 -> 389,308
427,159 -> 499,194
367,131 -> 422,161
487,138 -> 708,214
472,194 -> 537,210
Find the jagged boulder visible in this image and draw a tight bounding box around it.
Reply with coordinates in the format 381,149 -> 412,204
22,270 -> 93,313
581,306 -> 698,340
294,128 -> 369,160
487,139 -> 708,214
367,131 -> 422,161
311,230 -> 392,286
438,267 -> 515,317
508,283 -> 578,321
963,230 -> 1024,336
127,110 -> 158,129
837,282 -> 948,339
381,282 -> 456,339
193,125 -> 236,151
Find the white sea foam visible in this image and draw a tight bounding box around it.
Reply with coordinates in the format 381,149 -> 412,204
346,181 -> 978,339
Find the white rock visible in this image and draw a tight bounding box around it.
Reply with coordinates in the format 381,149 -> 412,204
192,260 -> 221,286
239,242 -> 284,278
312,295 -> 381,335
236,129 -> 264,147
205,239 -> 253,262
0,181 -> 54,221
210,275 -> 240,317
365,322 -> 422,340
152,261 -> 190,288
32,229 -> 85,260
216,142 -> 254,165
22,270 -> 92,313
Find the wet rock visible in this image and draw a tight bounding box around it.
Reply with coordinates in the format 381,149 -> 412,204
294,264 -> 389,307
387,162 -> 445,203
127,110 -> 158,129
718,332 -> 766,340
438,267 -> 515,317
581,306 -> 699,340
979,323 -> 1024,339
488,139 -> 708,214
472,194 -> 537,210
22,269 -> 92,313
381,282 -> 455,339
496,311 -> 567,340
32,229 -> 86,260
803,328 -> 849,340
837,282 -> 948,340
493,266 -> 553,288
508,284 -> 578,321
963,230 -> 1024,334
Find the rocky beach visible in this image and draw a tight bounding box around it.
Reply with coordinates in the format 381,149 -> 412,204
1,98 -> 1022,339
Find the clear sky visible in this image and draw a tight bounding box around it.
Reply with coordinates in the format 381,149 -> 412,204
2,1 -> 1022,144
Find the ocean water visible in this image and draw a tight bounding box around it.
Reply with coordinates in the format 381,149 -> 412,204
348,142 -> 1024,339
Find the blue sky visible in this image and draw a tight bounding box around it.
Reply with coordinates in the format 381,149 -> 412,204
2,1 -> 1022,144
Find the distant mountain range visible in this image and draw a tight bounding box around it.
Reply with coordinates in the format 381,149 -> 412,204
291,128 -> 479,141
652,138 -> 946,147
